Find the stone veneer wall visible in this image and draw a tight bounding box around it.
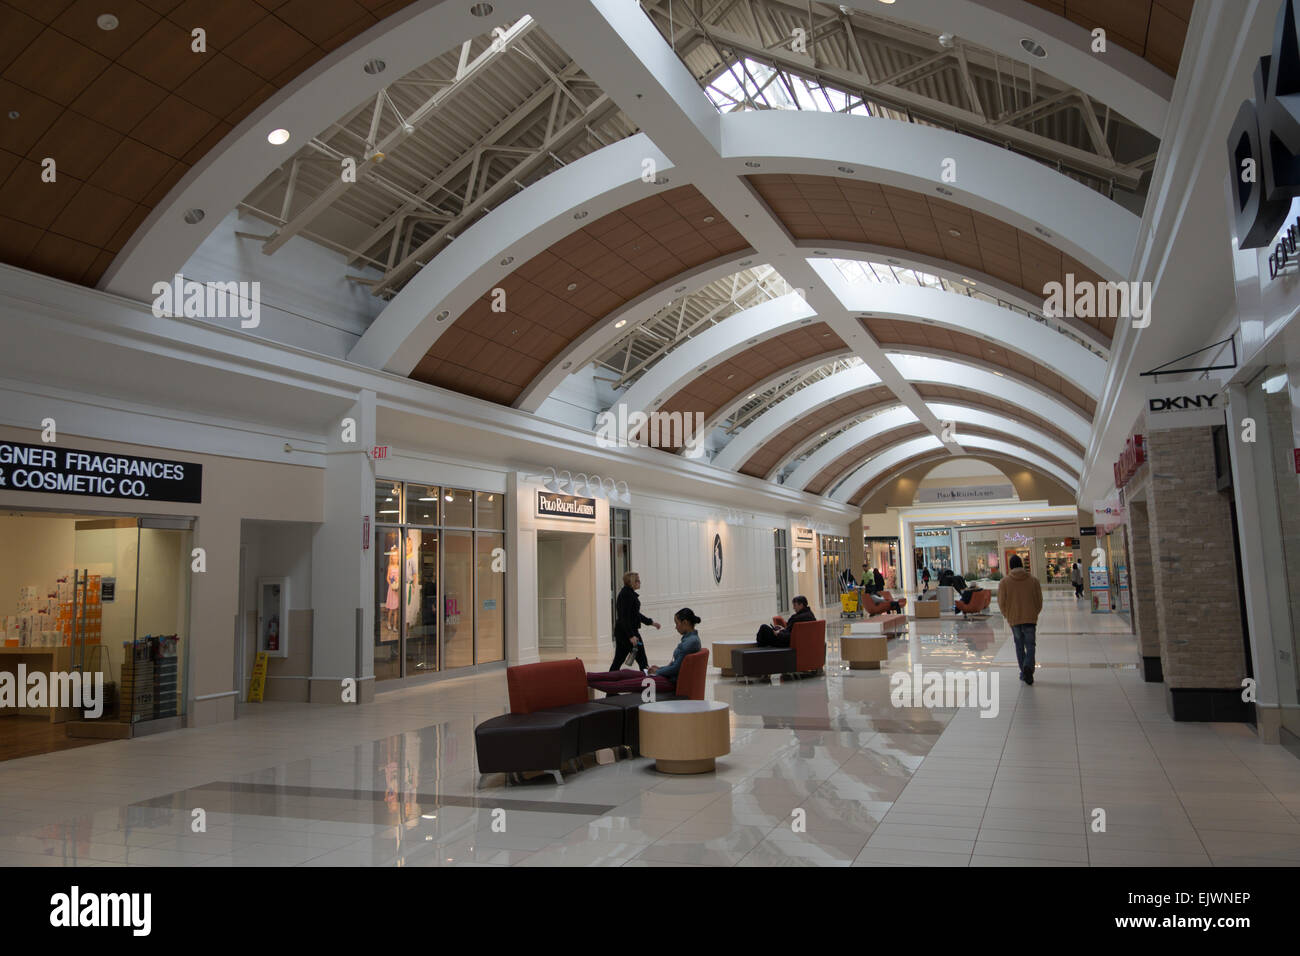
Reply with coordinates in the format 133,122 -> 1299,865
1124,495 -> 1162,663
1144,426 -> 1246,689
1265,390 -> 1300,690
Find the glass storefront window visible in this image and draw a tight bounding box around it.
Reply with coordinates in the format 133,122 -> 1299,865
374,526 -> 402,680
475,532 -> 505,663
405,485 -> 439,526
441,530 -> 473,669
442,488 -> 473,527
476,491 -> 504,530
405,529 -> 438,672
964,539 -> 998,579
376,482 -> 403,523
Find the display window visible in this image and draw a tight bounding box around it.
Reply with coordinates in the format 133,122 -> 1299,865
373,481 -> 507,680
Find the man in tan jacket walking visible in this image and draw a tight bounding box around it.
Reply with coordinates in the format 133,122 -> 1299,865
997,554 -> 1043,685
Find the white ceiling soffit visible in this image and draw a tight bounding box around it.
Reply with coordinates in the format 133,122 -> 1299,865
842,0 -> 1171,134
516,250 -> 760,412
710,364 -> 882,470
721,110 -> 1139,281
348,134 -> 674,374
613,292 -> 817,414
786,406 -> 916,490
830,434 -> 944,501
926,402 -> 1083,474
100,0 -> 536,302
808,260 -> 1106,395
888,353 -> 1092,444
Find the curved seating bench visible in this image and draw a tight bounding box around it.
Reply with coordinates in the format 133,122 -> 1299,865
731,620 -> 826,681
956,589 -> 992,618
588,649 -> 709,756
474,659 -> 623,787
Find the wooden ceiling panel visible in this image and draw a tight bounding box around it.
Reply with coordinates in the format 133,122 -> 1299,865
958,424 -> 1078,477
913,383 -> 1086,456
412,185 -> 748,405
1019,0 -> 1189,76
749,173 -> 1111,336
0,0 -> 425,285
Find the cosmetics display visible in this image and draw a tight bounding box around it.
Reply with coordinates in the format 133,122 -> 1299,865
2,572 -> 101,648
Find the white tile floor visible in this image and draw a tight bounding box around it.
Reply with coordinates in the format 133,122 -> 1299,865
2,591 -> 1297,866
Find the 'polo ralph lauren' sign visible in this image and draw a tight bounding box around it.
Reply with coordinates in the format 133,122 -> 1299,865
0,441 -> 202,503
536,490 -> 596,521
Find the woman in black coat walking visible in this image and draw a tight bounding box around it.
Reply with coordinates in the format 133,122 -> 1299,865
612,571 -> 659,670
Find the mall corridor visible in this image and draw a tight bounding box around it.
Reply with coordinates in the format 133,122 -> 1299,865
0,594 -> 1294,868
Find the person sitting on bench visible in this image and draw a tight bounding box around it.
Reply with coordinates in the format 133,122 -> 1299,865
648,608 -> 702,681
586,608 -> 701,694
756,595 -> 815,647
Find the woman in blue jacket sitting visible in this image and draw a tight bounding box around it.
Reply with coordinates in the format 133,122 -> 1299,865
648,608 -> 702,681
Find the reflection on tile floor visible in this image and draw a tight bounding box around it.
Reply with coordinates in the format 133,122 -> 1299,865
2,592 -> 1298,866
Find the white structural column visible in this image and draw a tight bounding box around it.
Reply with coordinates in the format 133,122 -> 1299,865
615,293 -> 816,415
807,259 -> 1107,397
310,389 -> 377,704
710,365 -> 882,470
786,406 -> 915,490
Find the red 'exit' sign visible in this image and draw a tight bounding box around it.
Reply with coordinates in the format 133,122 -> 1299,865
371,445 -> 389,460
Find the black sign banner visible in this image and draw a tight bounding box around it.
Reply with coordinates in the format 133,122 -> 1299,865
0,441 -> 203,503
536,490 -> 596,521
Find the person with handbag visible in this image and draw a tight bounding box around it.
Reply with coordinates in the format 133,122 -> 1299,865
611,571 -> 659,670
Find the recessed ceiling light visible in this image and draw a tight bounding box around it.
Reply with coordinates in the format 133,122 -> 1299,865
1035,226 -> 1053,238
888,258 -> 900,264
746,393 -> 757,400
470,2 -> 494,15
614,319 -> 627,328
561,360 -> 572,369
702,216 -> 714,223
935,186 -> 953,197
948,228 -> 961,237
655,177 -> 669,184
745,161 -> 761,168
363,58 -> 386,75
821,431 -> 828,437
267,128 -> 290,145
6,110 -> 18,120
183,208 -> 205,224
739,259 -> 753,266
1020,37 -> 1047,58
727,373 -> 735,379
836,165 -> 854,174
747,338 -> 757,344
699,364 -> 708,371
800,318 -> 812,324
675,285 -> 687,292
435,310 -> 450,321
96,14 -> 118,30
566,282 -> 578,291
814,250 -> 827,255
573,210 -> 588,220
499,256 -> 514,265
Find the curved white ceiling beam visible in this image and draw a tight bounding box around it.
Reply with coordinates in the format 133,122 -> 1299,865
767,401 -> 912,480
102,0 -> 537,301
830,436 -> 945,502
886,345 -> 1090,419
614,292 -> 816,415
889,353 -> 1091,445
696,351 -> 857,449
841,0 -> 1171,134
807,260 -> 1106,396
950,434 -> 1079,492
708,364 -> 880,470
926,403 -> 1083,475
350,134 -> 676,373
786,407 -> 917,491
721,110 -> 1138,281
516,250 -> 760,412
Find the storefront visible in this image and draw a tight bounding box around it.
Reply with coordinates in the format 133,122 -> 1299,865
819,533 -> 850,607
913,528 -> 953,581
371,480 -> 505,681
863,535 -> 900,589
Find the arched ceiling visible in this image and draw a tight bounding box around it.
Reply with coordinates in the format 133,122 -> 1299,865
0,0 -> 1198,511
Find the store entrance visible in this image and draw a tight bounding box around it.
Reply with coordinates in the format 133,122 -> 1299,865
0,510 -> 192,760
537,530 -> 595,660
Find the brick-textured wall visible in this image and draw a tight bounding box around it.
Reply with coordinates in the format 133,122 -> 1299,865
1265,390 -> 1300,689
1125,497 -> 1161,659
1145,426 -> 1247,689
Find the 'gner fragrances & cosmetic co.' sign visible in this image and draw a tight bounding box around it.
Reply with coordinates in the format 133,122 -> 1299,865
0,442 -> 203,503
536,490 -> 596,521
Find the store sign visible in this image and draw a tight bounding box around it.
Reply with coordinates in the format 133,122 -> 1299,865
1113,433 -> 1145,488
1093,495 -> 1126,528
1145,384 -> 1226,430
1079,526 -> 1097,537
101,577 -> 115,603
1226,0 -> 1300,249
792,526 -> 816,547
536,490 -> 596,521
0,441 -> 202,503
916,484 -> 1013,503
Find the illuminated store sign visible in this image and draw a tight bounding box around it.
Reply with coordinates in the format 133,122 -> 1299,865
0,441 -> 202,503
536,491 -> 596,521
